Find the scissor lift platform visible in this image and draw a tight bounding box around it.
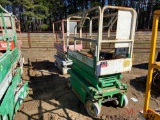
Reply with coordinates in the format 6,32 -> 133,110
67,6 -> 137,117
53,19 -> 82,74
0,5 -> 28,120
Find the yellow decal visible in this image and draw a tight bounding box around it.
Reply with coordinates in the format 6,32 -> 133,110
123,60 -> 130,67
105,88 -> 116,92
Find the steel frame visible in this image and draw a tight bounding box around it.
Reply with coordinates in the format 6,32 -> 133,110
67,5 -> 137,117
0,5 -> 28,120
142,10 -> 160,120
53,19 -> 82,74
67,6 -> 137,76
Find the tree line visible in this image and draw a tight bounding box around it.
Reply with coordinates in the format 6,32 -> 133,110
0,0 -> 159,32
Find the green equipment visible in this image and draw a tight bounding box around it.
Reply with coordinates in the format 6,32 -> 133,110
67,6 -> 137,117
0,5 -> 28,120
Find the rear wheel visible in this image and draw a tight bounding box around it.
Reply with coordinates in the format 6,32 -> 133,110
86,100 -> 101,118
113,99 -> 119,106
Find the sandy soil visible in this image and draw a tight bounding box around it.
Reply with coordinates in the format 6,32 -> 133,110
14,48 -> 160,120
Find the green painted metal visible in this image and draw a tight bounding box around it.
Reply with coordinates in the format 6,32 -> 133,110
68,58 -> 127,112
68,49 -> 128,107
68,46 -> 128,117
0,48 -> 19,84
69,54 -> 127,90
67,49 -> 129,116
66,6 -> 137,117
0,5 -> 28,120
0,68 -> 28,120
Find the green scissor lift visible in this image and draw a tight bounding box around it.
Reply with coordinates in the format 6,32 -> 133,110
0,5 -> 28,120
67,6 -> 137,117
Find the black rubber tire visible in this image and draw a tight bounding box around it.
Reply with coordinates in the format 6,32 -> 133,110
86,100 -> 101,118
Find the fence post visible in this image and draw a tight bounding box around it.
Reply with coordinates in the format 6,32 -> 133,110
27,32 -> 31,48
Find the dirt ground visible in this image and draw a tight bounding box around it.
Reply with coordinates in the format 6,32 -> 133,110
14,48 -> 160,120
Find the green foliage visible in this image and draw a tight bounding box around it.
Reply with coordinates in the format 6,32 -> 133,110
91,1 -> 101,7
0,0 -> 11,7
1,0 -> 160,31
22,0 -> 33,9
41,24 -> 48,30
21,0 -> 49,19
22,11 -> 35,16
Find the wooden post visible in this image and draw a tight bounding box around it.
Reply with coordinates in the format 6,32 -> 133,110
27,32 -> 31,48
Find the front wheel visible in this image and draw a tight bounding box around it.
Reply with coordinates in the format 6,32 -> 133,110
120,94 -> 128,108
86,100 -> 101,118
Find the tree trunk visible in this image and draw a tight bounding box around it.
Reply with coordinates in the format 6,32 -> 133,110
147,0 -> 154,29
102,0 -> 105,7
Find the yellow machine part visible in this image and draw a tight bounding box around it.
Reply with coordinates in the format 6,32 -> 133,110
143,10 -> 160,119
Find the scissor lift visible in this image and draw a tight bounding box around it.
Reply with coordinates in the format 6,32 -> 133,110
139,10 -> 160,120
0,17 -> 22,51
0,5 -> 28,120
67,6 -> 137,117
53,19 -> 82,74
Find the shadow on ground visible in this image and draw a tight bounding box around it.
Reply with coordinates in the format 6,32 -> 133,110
130,74 -> 160,98
18,59 -> 138,120
19,59 -> 90,120
132,62 -> 148,70
130,77 -> 146,93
